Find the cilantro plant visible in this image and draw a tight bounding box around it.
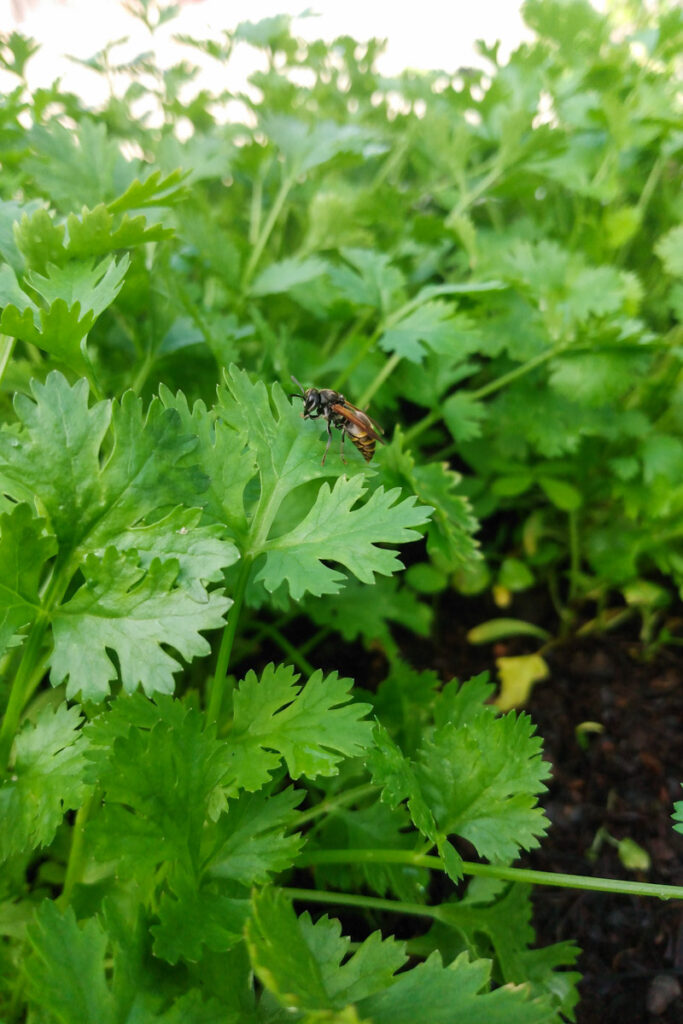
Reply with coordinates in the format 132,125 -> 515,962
1,1 -> 683,1021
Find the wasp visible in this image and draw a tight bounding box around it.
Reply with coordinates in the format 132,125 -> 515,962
290,376 -> 385,465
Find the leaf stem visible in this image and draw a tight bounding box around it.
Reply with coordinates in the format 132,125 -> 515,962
296,848 -> 683,900
207,557 -> 252,724
242,170 -> 296,290
58,787 -> 99,909
403,342 -> 568,447
259,624 -> 316,676
0,613 -> 50,772
357,352 -> 402,409
0,334 -> 16,389
294,782 -> 379,828
287,886 -> 436,919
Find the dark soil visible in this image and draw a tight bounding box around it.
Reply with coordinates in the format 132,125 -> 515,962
521,639 -> 683,1024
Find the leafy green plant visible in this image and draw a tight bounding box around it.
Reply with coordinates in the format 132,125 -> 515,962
1,1 -> 682,1020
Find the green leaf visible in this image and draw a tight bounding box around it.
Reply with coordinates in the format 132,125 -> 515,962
379,302 -> 473,364
207,787 -> 304,884
0,704 -> 87,861
655,224 -> 683,277
86,699 -> 232,874
106,167 -> 188,213
467,619 -> 551,644
330,248 -> 405,312
25,903 -> 115,1024
0,503 -> 56,659
442,391 -> 488,443
256,475 -> 432,599
436,883 -> 580,1020
417,703 -> 550,862
227,663 -> 374,791
538,477 -> 583,511
0,372 -> 208,555
263,115 -> 380,175
26,255 -> 129,319
305,576 -> 433,654
250,256 -> 330,296
246,887 -> 407,1011
359,950 -> 555,1024
51,549 -> 229,700
383,428 -> 479,572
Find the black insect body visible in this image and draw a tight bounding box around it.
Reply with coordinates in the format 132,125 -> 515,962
290,376 -> 385,465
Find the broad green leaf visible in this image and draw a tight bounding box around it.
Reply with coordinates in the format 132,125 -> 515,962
655,224 -> 683,277
331,248 -> 405,312
246,887 -> 407,1011
538,476 -> 583,511
0,704 -> 87,861
153,885 -> 250,964
227,663 -> 374,791
383,428 -> 479,571
417,708 -> 550,863
379,302 -> 475,364
442,391 -> 488,443
263,115 -> 380,175
257,475 -> 432,599
51,549 -> 229,700
86,701 -> 232,874
0,372 -> 208,555
359,950 -> 555,1024
0,503 -> 56,659
25,903 -> 115,1024
436,883 -> 580,1020
207,787 -> 304,884
250,255 -> 330,296
25,254 -> 129,319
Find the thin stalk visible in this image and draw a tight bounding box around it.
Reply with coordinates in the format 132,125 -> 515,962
567,509 -> 580,605
260,624 -> 315,676
287,886 -> 437,920
450,161 -> 505,220
206,557 -> 252,725
294,783 -> 379,828
242,170 -> 296,290
357,352 -> 401,409
0,614 -> 49,772
297,848 -> 683,901
58,787 -> 99,909
403,342 -> 568,447
0,334 -> 16,389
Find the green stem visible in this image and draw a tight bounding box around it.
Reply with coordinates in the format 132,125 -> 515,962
357,353 -> 402,409
206,557 -> 252,725
294,783 -> 379,829
297,848 -> 683,901
242,171 -> 296,290
403,342 -> 568,447
0,334 -> 16,389
567,509 -> 580,604
287,886 -> 436,919
58,787 -> 99,909
0,614 -> 49,772
260,625 -> 315,676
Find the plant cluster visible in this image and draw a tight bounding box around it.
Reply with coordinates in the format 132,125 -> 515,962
0,0 -> 681,1020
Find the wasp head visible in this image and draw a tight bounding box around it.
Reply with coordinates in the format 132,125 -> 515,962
290,375 -> 321,418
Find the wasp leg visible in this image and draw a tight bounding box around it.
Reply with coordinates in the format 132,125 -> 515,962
339,430 -> 347,464
321,419 -> 333,465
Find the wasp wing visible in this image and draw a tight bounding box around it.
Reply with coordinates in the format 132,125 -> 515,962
331,402 -> 386,443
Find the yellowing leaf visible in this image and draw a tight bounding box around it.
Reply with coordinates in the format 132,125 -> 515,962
495,654 -> 549,711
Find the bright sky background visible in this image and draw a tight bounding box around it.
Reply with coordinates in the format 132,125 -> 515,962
1,0 -> 538,104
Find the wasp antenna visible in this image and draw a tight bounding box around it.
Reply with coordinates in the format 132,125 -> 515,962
290,375 -> 305,391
